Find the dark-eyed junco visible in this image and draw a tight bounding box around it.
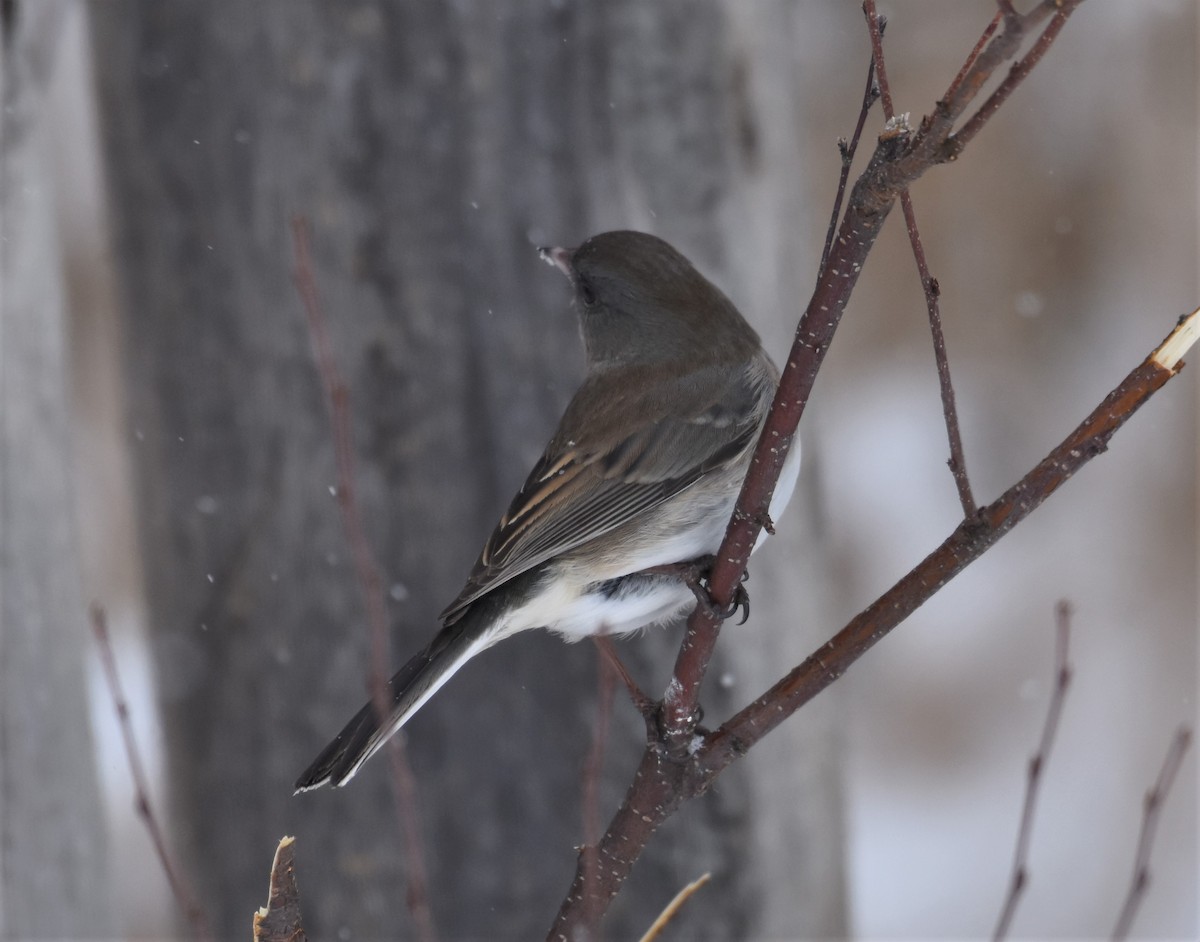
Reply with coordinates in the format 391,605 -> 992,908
295,230 -> 800,791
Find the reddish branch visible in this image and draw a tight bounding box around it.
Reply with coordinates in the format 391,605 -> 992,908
819,42 -> 880,276
594,636 -> 656,718
866,2 -> 976,516
553,307 -> 1194,936
705,310 -> 1192,762
579,646 -> 618,935
900,194 -> 976,515
659,0 -> 1085,759
993,601 -> 1074,940
291,218 -> 437,942
950,4 -> 1073,154
1111,726 -> 1193,939
944,9 -> 1005,107
90,605 -> 216,942
291,218 -> 391,721
550,3 -> 1197,936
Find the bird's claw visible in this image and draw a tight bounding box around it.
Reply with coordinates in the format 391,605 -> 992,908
639,555 -> 752,624
723,582 -> 751,625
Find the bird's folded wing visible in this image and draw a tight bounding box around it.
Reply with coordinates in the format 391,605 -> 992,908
439,360 -> 767,623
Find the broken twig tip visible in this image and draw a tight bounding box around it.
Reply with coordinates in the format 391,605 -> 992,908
638,872 -> 712,942
1150,305 -> 1200,372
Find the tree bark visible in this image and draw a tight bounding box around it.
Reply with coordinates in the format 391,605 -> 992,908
90,2 -> 842,938
0,1 -> 113,935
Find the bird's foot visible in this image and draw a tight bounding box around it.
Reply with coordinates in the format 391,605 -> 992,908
642,555 -> 751,625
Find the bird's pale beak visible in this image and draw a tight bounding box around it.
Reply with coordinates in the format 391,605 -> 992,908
538,245 -> 574,279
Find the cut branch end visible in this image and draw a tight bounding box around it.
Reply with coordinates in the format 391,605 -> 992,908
1150,306 -> 1200,372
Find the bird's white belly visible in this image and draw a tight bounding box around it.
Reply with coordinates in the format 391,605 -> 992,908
548,578 -> 696,639
495,434 -> 801,642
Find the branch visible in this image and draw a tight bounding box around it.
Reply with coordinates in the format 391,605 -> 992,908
658,0 -> 1084,758
252,836 -> 308,942
638,873 -> 712,942
290,217 -> 391,715
291,217 -> 437,942
901,192 -> 976,515
703,307 -> 1196,769
553,3 -> 1092,933
1111,726 -> 1193,940
579,646 -> 618,933
950,3 -> 1074,153
546,3 -> 1195,935
90,604 -> 215,942
943,9 -> 1005,108
993,601 -> 1073,940
819,42 -> 881,277
867,2 -> 978,516
550,300 -> 1197,936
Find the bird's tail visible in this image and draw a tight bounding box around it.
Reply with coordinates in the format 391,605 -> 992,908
294,614 -> 494,792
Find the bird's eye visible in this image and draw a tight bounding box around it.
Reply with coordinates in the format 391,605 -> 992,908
578,279 -> 597,306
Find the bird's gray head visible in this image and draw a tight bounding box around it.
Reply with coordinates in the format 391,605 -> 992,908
540,230 -> 760,369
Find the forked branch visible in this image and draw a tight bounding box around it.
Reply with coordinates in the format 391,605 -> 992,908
548,5 -> 1199,937
866,1 -> 977,517
659,0 -> 1085,754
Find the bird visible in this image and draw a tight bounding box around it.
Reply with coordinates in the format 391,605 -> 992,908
295,229 -> 801,792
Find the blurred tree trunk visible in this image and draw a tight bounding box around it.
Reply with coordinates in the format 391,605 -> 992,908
90,1 -> 843,938
0,2 -> 113,936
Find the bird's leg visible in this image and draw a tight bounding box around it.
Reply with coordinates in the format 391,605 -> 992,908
641,555 -> 751,625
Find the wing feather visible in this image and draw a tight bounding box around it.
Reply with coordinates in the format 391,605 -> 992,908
440,357 -> 772,624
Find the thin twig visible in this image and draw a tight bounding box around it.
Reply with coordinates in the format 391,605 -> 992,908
637,873 -> 712,942
593,636 -> 656,718
1111,726 -> 1193,940
993,601 -> 1073,940
291,217 -> 437,942
944,9 -> 1005,106
866,1 -> 977,516
820,44 -> 881,276
385,745 -> 435,936
579,646 -> 618,940
900,190 -> 977,516
863,1 -> 894,116
950,3 -> 1077,152
290,217 -> 391,712
996,0 -> 1019,20
90,604 -> 216,942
